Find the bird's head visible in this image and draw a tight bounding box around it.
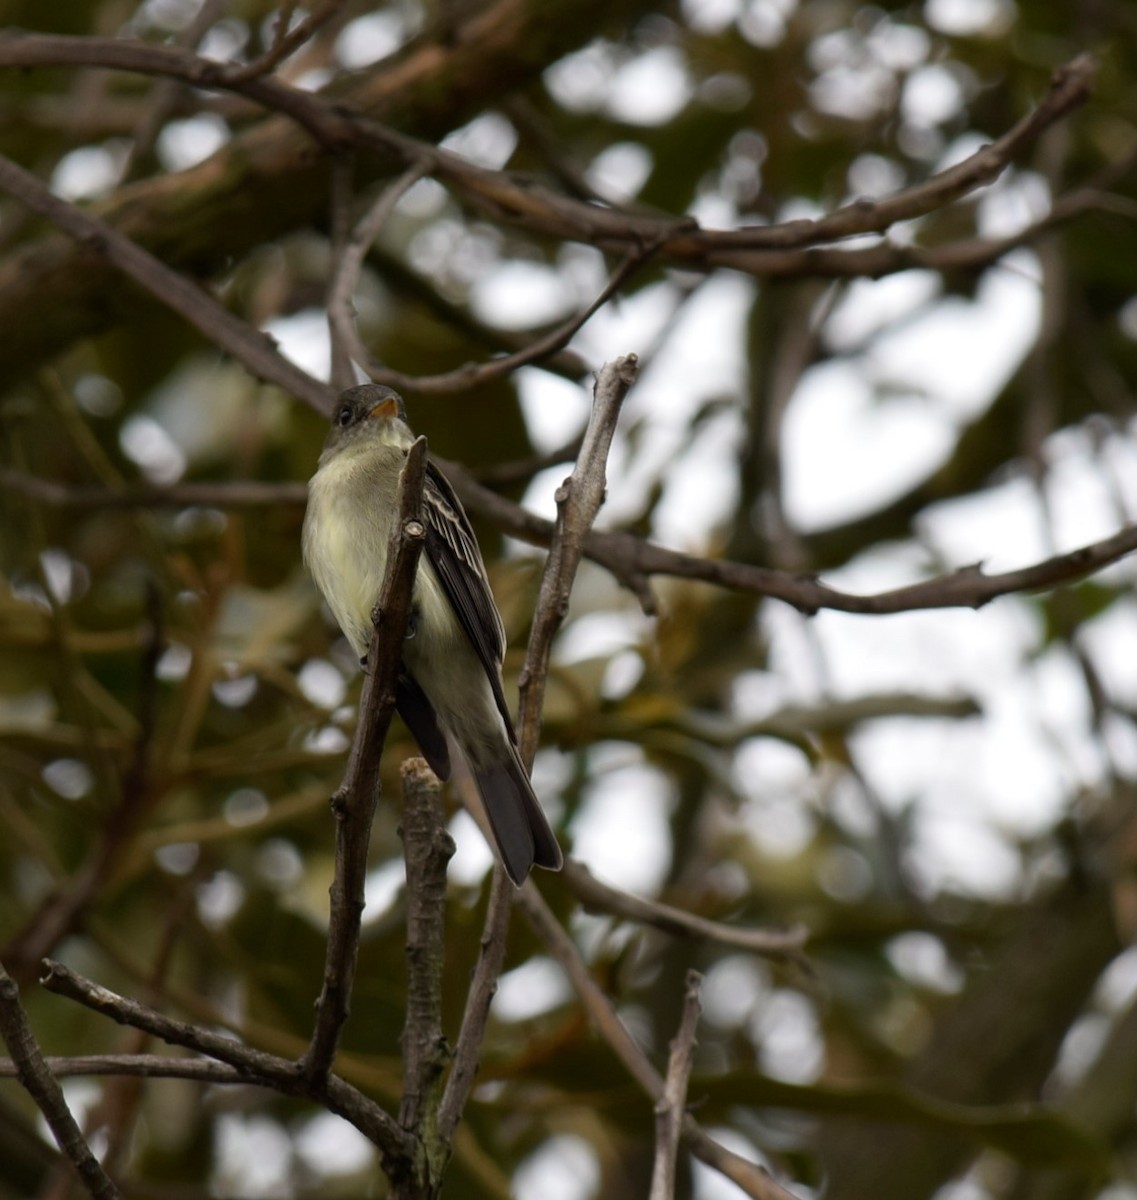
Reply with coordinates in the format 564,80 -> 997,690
321,384 -> 411,457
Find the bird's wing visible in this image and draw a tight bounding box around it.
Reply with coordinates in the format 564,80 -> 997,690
422,459 -> 515,730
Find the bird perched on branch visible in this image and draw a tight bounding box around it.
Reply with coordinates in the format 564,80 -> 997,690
303,383 -> 563,884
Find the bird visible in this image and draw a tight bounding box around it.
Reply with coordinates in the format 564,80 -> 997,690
302,383 -> 563,884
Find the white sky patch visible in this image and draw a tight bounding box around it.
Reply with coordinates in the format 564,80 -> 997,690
494,956 -> 572,1021
606,45 -> 693,125
334,10 -> 413,69
907,808 -> 1022,898
681,0 -> 745,35
514,1133 -> 601,1200
518,368 -> 590,454
926,0 -> 1016,37
441,112 -> 518,170
361,859 -> 405,926
293,1112 -> 375,1177
52,144 -> 126,200
978,171 -> 1050,238
544,42 -> 617,112
901,63 -> 966,127
570,760 -> 673,893
265,309 -> 331,380
782,361 -> 954,529
586,141 -> 653,203
156,113 -> 229,172
470,261 -> 572,330
446,808 -> 496,885
751,988 -> 824,1083
212,1114 -> 293,1196
652,405 -> 744,547
826,271 -> 941,351
297,658 -> 347,710
120,414 -> 187,484
1080,599 -> 1137,709
786,260 -> 1039,531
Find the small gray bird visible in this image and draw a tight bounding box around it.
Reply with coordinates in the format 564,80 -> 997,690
303,384 -> 563,884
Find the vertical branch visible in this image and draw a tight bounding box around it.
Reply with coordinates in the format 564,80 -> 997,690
438,355 -> 639,1143
650,970 -> 703,1200
397,757 -> 454,1144
0,963 -> 121,1200
516,353 -> 639,764
301,437 -> 429,1086
326,164 -> 430,388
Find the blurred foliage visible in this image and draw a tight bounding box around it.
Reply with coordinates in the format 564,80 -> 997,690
1,0 -> 1137,1198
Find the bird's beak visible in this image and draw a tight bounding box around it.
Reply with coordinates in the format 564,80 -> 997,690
367,396 -> 399,420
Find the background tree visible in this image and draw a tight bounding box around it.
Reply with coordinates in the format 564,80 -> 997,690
0,1 -> 1136,1198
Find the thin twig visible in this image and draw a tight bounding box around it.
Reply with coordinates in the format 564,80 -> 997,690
437,357 -> 639,1144
225,0 -> 346,84
0,151 -> 332,414
370,248 -> 655,396
439,462 -> 1137,618
436,868 -> 513,1143
39,960 -> 414,1169
302,436 -> 429,1087
516,354 -> 639,763
0,1053 -> 246,1083
0,40 -> 1101,387
4,461 -> 1137,616
562,862 -> 809,962
0,469 -> 309,508
397,758 -> 454,1140
650,970 -> 703,1200
0,962 -> 121,1200
327,163 -> 431,389
513,889 -> 799,1199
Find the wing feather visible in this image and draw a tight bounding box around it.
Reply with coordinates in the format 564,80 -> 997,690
422,460 -> 515,732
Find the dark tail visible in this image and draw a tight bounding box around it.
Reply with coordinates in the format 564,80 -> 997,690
474,745 -> 563,885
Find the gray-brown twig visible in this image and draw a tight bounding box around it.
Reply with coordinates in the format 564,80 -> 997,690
302,436 -> 428,1087
650,970 -> 703,1200
397,758 -> 453,1163
516,354 -> 639,762
39,960 -> 413,1169
0,962 -> 121,1200
513,886 -> 799,1199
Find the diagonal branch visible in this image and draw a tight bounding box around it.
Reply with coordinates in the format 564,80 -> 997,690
0,962 -> 121,1200
514,886 -> 799,1199
437,356 -> 639,1145
39,960 -> 414,1169
397,758 -> 454,1142
516,354 -> 639,763
301,436 -> 429,1087
0,151 -> 331,413
650,970 -> 703,1200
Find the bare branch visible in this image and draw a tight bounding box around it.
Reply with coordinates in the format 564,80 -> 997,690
516,354 -> 639,763
397,758 -> 454,1137
370,248 -> 655,396
562,862 -> 809,962
441,463 -> 1137,617
327,164 -> 431,389
302,437 -> 429,1087
0,1053 -> 246,1084
650,970 -> 703,1200
0,468 -> 308,509
0,151 -> 333,414
39,960 -> 414,1169
436,867 -> 513,1143
0,962 -> 121,1200
514,887 -> 799,1199
225,0 -> 347,84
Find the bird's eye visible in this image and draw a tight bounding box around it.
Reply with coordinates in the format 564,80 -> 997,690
337,405 -> 352,427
